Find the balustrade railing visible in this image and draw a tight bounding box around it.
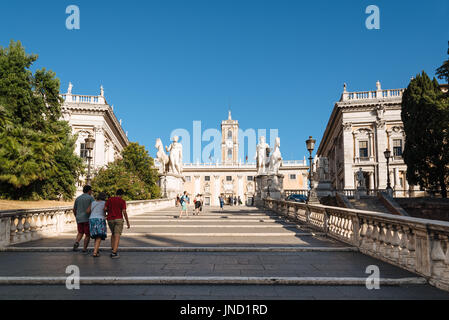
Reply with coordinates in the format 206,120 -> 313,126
342,88 -> 405,101
61,94 -> 103,104
0,198 -> 174,247
264,198 -> 449,292
0,207 -> 76,247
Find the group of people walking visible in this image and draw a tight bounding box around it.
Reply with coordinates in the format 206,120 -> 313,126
176,192 -> 204,217
218,194 -> 242,210
73,185 -> 130,258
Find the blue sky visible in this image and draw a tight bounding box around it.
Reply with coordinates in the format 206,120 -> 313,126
1,0 -> 448,162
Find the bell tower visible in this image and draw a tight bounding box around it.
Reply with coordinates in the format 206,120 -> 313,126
221,111 -> 239,164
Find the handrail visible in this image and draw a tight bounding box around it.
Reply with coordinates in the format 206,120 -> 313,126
263,198 -> 449,292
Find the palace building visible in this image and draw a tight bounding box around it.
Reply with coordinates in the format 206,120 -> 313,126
60,84 -> 129,193
316,81 -> 414,195
181,112 -> 309,206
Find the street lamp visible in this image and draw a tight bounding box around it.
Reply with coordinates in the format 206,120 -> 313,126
384,149 -> 392,196
306,136 -> 316,186
84,134 -> 95,185
306,136 -> 317,203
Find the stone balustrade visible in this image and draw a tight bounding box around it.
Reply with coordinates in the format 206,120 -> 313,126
0,198 -> 173,248
178,160 -> 307,168
0,207 -> 76,247
342,88 -> 405,101
61,94 -> 104,105
263,198 -> 449,291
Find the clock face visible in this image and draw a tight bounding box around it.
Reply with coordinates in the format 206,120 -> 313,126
225,140 -> 233,148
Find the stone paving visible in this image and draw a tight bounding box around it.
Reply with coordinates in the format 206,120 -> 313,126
1,205 -> 449,299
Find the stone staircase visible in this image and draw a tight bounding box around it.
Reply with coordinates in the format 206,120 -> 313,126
0,206 -> 448,299
348,197 -> 391,213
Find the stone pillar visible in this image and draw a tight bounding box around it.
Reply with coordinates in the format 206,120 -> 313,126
394,168 -> 400,189
376,121 -> 388,189
342,123 -> 355,189
405,174 -> 409,192
94,126 -> 105,169
369,172 -> 375,190
213,175 -> 221,206
194,175 -> 201,196
237,175 -> 244,202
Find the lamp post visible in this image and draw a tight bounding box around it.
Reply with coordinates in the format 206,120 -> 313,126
84,134 -> 95,185
306,136 -> 317,203
384,149 -> 393,197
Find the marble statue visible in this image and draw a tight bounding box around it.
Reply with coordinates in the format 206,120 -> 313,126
255,136 -> 270,175
165,136 -> 183,175
100,85 -> 104,97
155,138 -> 169,174
267,137 -> 282,175
356,168 -> 366,188
68,82 -> 73,94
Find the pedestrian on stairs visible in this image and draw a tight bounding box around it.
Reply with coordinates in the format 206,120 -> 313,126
104,189 -> 130,259
72,185 -> 94,254
179,191 -> 190,218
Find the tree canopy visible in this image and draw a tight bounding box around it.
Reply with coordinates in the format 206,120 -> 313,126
0,40 -> 84,200
91,142 -> 161,200
436,41 -> 449,86
401,71 -> 449,198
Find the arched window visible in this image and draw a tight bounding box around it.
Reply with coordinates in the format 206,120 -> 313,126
227,130 -> 232,140
227,148 -> 232,160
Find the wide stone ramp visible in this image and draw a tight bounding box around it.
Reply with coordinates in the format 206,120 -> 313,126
1,205 -> 449,299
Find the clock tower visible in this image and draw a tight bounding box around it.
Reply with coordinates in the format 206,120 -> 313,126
221,111 -> 239,164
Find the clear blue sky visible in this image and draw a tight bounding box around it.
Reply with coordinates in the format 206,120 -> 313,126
1,0 -> 448,162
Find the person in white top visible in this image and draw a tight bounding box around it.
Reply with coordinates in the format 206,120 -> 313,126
194,194 -> 202,215
86,192 -> 107,257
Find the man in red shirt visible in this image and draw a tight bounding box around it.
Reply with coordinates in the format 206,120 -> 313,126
104,189 -> 130,258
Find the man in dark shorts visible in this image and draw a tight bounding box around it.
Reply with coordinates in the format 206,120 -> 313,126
73,185 -> 95,253
104,189 -> 130,259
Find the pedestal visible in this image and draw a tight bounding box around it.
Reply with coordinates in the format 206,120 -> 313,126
355,186 -> 367,200
254,174 -> 284,206
159,173 -> 185,199
316,180 -> 333,198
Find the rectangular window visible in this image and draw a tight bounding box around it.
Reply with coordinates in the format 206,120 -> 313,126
226,176 -> 232,181
80,143 -> 88,160
185,176 -> 191,182
205,197 -> 210,206
247,176 -> 253,181
204,176 -> 210,181
393,139 -> 403,157
359,141 -> 368,158
289,174 -> 297,180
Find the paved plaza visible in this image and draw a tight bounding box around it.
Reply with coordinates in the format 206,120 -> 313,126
1,206 -> 449,299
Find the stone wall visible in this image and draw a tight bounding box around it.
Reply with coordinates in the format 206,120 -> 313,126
395,198 -> 449,222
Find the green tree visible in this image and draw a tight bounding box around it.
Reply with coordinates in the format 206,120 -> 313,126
91,162 -> 150,201
91,142 -> 161,200
121,142 -> 161,198
436,41 -> 449,86
401,71 -> 449,198
0,40 -> 84,200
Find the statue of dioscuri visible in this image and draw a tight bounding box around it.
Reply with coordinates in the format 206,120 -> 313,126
267,137 -> 282,175
255,136 -> 270,175
155,138 -> 169,174
165,136 -> 183,175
